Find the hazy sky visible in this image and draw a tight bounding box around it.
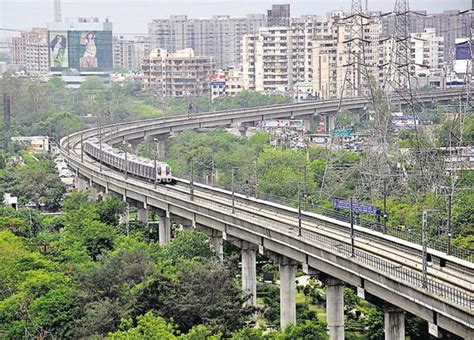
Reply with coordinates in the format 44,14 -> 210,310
0,0 -> 471,36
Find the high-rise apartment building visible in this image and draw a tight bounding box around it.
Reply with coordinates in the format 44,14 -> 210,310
381,10 -> 471,63
267,4 -> 291,27
141,48 -> 215,97
113,35 -> 150,71
148,14 -> 266,69
311,12 -> 385,99
11,28 -> 49,75
242,16 -> 317,93
410,28 -> 444,75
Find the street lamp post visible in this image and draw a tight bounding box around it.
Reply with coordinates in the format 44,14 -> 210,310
80,131 -> 84,163
231,167 -> 237,213
154,151 -> 158,189
350,197 -> 355,257
99,122 -> 103,172
447,194 -> 452,255
383,179 -> 388,233
303,165 -> 308,210
255,156 -> 259,199
298,183 -> 302,237
124,148 -> 128,180
190,160 -> 195,201
422,210 -> 428,288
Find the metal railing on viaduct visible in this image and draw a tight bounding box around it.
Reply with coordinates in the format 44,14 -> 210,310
61,89 -> 474,339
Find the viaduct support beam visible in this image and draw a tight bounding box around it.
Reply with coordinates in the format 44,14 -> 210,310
149,134 -> 170,159
76,177 -> 88,191
119,209 -> 129,225
130,143 -> 139,153
137,208 -> 148,224
384,308 -> 405,340
89,185 -> 98,201
157,210 -> 171,245
327,114 -> 336,132
210,233 -> 223,261
196,224 -> 223,260
241,241 -> 257,308
302,114 -> 313,132
327,277 -> 345,340
279,257 -> 297,329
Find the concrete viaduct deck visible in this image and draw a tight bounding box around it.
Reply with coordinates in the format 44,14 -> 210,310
61,90 -> 473,339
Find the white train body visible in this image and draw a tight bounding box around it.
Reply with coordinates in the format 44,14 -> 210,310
83,138 -> 173,183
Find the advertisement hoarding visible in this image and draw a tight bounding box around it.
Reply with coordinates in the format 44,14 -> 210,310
332,198 -> 379,215
67,30 -> 113,71
49,31 -> 69,70
455,41 -> 471,61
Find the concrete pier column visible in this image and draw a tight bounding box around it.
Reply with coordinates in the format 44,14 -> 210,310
153,134 -> 170,159
327,114 -> 336,132
158,211 -> 171,245
89,186 -> 98,201
119,210 -> 129,225
76,177 -> 88,191
279,257 -> 297,329
241,242 -> 257,308
302,115 -> 313,132
238,125 -> 248,137
130,141 -> 139,153
384,308 -> 405,340
210,234 -> 224,261
137,208 -> 148,224
326,277 -> 345,340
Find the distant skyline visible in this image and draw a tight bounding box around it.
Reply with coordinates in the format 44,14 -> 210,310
0,0 -> 471,37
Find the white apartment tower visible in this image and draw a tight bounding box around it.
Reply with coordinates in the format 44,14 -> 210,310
11,28 -> 49,75
410,28 -> 445,75
113,36 -> 150,71
242,16 -> 317,93
311,12 -> 384,99
148,14 -> 266,69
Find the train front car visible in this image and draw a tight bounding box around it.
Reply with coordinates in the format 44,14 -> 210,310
156,163 -> 174,184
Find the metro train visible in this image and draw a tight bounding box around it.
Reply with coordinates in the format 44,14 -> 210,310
83,138 -> 174,184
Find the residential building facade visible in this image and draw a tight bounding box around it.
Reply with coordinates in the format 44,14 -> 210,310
242,16 -> 318,93
311,12 -> 385,99
381,10 -> 471,63
148,14 -> 266,69
11,28 -> 49,75
141,48 -> 215,97
113,35 -> 150,70
410,28 -> 445,75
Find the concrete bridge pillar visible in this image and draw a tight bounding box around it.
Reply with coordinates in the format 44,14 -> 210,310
89,183 -> 98,201
384,308 -> 405,340
76,177 -> 88,191
326,277 -> 345,340
196,224 -> 223,260
210,233 -> 224,261
279,257 -> 297,329
172,216 -> 194,231
239,125 -> 248,138
130,141 -> 139,153
327,114 -> 336,132
119,209 -> 129,225
157,210 -> 171,245
150,134 -> 170,159
302,114 -> 313,133
241,241 -> 258,308
137,208 -> 148,224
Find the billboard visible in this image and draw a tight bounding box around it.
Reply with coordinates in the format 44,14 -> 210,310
49,31 -> 69,70
455,41 -> 471,61
332,198 -> 379,215
67,30 -> 113,72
